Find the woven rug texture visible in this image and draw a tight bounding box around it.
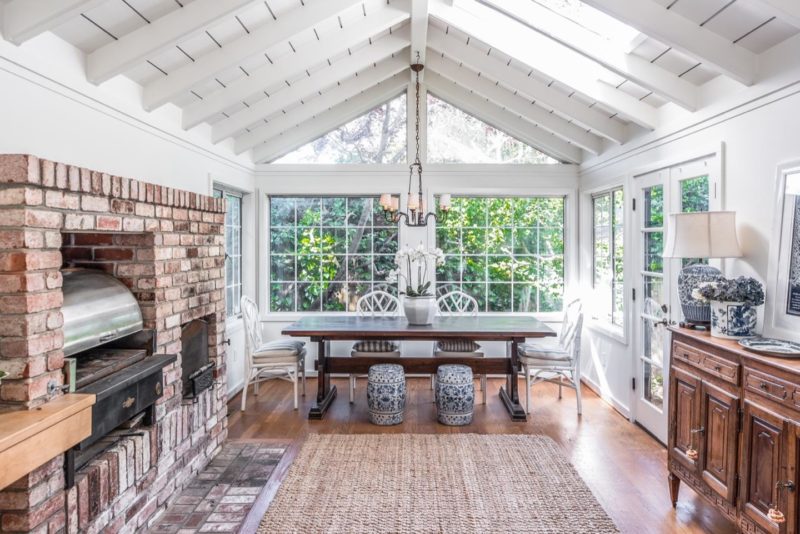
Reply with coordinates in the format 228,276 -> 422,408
258,433 -> 618,534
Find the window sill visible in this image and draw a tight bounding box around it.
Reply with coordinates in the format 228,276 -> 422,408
586,320 -> 627,345
261,311 -> 564,323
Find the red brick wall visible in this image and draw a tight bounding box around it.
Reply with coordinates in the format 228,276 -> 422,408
0,154 -> 228,533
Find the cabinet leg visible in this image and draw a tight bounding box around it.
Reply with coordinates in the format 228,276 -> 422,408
668,473 -> 680,508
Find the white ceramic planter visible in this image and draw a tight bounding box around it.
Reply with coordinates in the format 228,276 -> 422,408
403,295 -> 436,325
710,300 -> 758,339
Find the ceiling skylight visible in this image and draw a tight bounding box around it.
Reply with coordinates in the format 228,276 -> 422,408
530,0 -> 642,49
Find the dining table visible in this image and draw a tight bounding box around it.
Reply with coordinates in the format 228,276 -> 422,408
282,315 -> 556,422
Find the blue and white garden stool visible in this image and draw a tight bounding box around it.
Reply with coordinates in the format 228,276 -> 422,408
435,364 -> 475,426
366,364 -> 406,425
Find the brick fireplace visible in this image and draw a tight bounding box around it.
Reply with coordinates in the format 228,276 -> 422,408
0,154 -> 228,533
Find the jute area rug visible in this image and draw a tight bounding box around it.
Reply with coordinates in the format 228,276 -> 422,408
258,433 -> 618,533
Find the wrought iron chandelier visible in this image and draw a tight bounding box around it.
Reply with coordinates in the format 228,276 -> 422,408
380,53 -> 450,227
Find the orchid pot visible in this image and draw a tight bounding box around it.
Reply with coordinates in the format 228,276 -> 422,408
403,295 -> 437,325
693,276 -> 764,339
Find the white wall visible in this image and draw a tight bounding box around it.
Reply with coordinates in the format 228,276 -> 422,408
577,34 -> 800,419
255,164 -> 580,372
0,33 -> 254,194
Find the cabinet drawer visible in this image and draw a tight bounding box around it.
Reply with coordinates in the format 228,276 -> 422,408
672,341 -> 739,385
744,367 -> 795,407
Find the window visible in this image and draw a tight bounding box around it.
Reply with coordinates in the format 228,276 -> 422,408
592,188 -> 624,328
435,196 -> 565,312
268,196 -> 398,312
427,94 -> 559,164
272,94 -> 407,164
213,187 -> 243,317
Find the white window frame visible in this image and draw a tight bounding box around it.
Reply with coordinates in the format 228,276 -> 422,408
213,185 -> 244,319
591,186 -> 625,332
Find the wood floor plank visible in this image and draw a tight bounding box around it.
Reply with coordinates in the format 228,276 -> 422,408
228,377 -> 736,534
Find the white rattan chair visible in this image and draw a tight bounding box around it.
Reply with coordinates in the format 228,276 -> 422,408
518,299 -> 584,415
433,290 -> 486,404
240,296 -> 306,411
349,290 -> 401,403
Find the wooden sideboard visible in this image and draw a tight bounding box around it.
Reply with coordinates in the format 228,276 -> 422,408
668,327 -> 800,533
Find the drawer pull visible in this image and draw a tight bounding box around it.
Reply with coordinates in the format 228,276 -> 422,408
777,481 -> 796,492
122,396 -> 135,409
713,365 -> 722,372
760,382 -> 769,390
690,427 -> 705,435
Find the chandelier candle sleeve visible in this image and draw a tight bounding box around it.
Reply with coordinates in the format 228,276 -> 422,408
380,194 -> 392,210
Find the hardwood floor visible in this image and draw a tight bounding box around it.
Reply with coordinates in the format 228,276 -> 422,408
228,376 -> 736,534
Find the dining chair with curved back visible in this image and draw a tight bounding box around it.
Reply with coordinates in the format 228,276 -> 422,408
240,296 -> 306,411
517,298 -> 584,415
350,290 -> 402,403
433,290 -> 487,404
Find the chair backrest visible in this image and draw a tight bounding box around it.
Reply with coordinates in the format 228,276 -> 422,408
240,296 -> 261,366
437,290 -> 479,316
558,299 -> 584,363
355,290 -> 400,317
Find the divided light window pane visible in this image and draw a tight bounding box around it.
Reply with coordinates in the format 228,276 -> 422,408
272,94 -> 407,164
269,197 -> 399,312
213,188 -> 243,318
592,188 -> 624,328
435,196 -> 565,313
427,94 -> 559,164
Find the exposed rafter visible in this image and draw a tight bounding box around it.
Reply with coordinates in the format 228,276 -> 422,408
427,53 -> 603,154
235,54 -> 409,155
213,32 -> 409,143
2,0 -> 105,45
427,27 -> 626,144
425,72 -> 583,163
143,0 -> 365,111
253,73 -> 410,163
410,0 -> 430,81
181,5 -> 410,130
87,0 -> 255,84
581,0 -> 758,85
748,0 -> 800,29
429,0 -> 659,129
480,0 -> 697,111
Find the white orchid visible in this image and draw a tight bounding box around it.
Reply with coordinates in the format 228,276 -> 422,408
389,242 -> 446,297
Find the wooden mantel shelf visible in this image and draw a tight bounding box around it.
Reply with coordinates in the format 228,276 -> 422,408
0,394 -> 95,490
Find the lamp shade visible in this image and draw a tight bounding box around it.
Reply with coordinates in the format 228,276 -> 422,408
663,211 -> 742,259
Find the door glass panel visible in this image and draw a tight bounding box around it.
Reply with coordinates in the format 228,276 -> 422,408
643,361 -> 664,408
643,275 -> 663,302
644,233 -> 664,273
643,185 -> 663,228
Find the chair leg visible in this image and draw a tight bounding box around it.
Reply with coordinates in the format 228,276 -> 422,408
254,378 -> 260,396
525,369 -> 531,415
292,369 -> 298,410
575,371 -> 582,416
241,372 -> 249,412
558,375 -> 563,399
301,361 -> 306,397
349,375 -> 355,404
481,375 -> 487,405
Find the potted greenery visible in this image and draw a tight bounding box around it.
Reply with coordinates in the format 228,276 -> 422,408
693,276 -> 765,339
0,369 -> 5,384
387,244 -> 445,325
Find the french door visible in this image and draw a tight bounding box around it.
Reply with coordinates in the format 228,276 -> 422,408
633,157 -> 716,443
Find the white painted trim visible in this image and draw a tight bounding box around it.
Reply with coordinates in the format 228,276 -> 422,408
581,375 -> 631,419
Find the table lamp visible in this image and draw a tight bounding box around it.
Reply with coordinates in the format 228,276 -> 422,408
663,211 -> 743,328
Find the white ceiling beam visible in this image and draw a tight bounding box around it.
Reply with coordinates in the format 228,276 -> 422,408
429,0 -> 658,129
252,74 -> 409,163
213,36 -> 409,143
428,27 -> 626,144
747,0 -> 800,29
481,0 -> 697,111
2,0 -> 105,44
181,5 -> 409,130
235,55 -> 409,154
143,0 -> 365,111
425,72 -> 583,164
86,0 -> 255,84
410,0 -> 429,81
427,53 -> 603,154
581,0 -> 758,85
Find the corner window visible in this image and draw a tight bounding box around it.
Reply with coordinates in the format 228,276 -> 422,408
213,187 -> 243,317
592,188 -> 624,328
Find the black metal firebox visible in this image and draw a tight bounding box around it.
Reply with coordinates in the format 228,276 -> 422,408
181,319 -> 213,398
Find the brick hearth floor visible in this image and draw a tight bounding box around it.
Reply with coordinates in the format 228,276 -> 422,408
147,442 -> 287,533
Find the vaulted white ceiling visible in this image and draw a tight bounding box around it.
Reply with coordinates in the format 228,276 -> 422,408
2,0 -> 799,164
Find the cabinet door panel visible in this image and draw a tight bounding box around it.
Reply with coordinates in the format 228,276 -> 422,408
787,424 -> 800,534
741,401 -> 786,532
700,381 -> 738,503
670,367 -> 702,471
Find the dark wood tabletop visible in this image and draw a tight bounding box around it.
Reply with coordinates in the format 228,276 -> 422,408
281,315 -> 556,341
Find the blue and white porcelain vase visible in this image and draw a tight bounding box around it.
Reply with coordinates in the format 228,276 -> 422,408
679,264 -> 723,325
710,300 -> 758,339
435,364 -> 474,426
366,363 -> 406,425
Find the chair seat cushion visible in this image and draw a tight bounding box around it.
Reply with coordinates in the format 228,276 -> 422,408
517,341 -> 570,363
253,340 -> 305,359
352,351 -> 401,358
435,351 -> 484,358
352,340 -> 399,352
436,339 -> 481,353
